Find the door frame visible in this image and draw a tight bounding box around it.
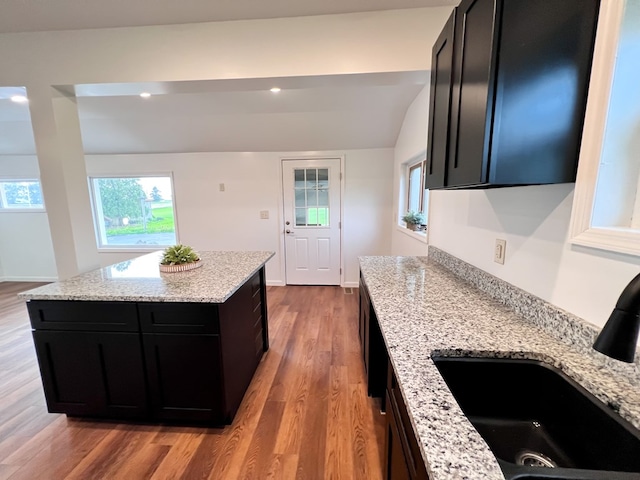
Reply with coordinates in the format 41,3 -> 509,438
279,155 -> 345,286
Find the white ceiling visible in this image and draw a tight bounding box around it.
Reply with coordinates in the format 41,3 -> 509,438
0,72 -> 428,155
0,0 -> 458,34
0,1 -> 442,155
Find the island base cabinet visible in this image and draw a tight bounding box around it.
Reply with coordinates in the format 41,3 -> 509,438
32,331 -> 148,418
27,266 -> 269,426
143,333 -> 224,423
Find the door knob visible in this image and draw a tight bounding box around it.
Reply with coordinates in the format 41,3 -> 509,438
286,230 -> 291,234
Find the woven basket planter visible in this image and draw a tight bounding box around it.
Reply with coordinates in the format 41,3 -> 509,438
159,260 -> 203,273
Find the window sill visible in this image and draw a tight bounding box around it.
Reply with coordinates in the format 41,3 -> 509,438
0,208 -> 46,213
97,247 -> 167,254
396,225 -> 428,243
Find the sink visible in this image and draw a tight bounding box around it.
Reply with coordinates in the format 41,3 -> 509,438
432,357 -> 640,480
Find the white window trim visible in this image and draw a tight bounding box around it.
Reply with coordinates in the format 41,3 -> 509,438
88,173 -> 180,252
0,177 -> 46,212
400,157 -> 427,231
569,0 -> 640,256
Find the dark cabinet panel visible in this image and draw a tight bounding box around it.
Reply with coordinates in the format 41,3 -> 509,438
488,0 -> 600,185
425,11 -> 456,189
385,361 -> 430,480
219,271 -> 266,421
385,392 -> 412,480
359,276 -> 388,400
138,302 -> 219,334
143,333 -> 223,423
32,330 -> 147,418
428,0 -> 599,189
28,301 -> 138,332
447,0 -> 498,187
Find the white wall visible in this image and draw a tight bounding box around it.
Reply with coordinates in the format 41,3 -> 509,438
391,84 -> 430,256
429,185 -> 640,328
0,155 -> 58,281
86,149 -> 393,286
0,6 -> 452,280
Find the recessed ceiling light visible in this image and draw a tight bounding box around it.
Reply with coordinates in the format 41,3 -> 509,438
10,95 -> 28,103
140,92 -> 151,98
270,87 -> 281,93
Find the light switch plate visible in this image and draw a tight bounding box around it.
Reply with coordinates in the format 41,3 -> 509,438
260,210 -> 269,219
494,239 -> 506,264
219,183 -> 225,192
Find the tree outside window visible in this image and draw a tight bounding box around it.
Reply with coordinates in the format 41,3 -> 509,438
0,180 -> 44,209
91,176 -> 177,248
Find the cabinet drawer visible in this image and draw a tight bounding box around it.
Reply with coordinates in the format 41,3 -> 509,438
248,270 -> 262,297
27,300 -> 138,332
138,303 -> 219,334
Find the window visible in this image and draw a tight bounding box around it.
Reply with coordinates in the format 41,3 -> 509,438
294,168 -> 330,226
570,0 -> 640,256
407,161 -> 425,213
0,180 -> 44,210
90,175 -> 177,249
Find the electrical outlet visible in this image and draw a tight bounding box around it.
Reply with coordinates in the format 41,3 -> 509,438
260,210 -> 269,219
494,239 -> 506,265
219,183 -> 225,192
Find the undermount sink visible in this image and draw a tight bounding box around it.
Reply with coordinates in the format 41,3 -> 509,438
432,357 -> 640,480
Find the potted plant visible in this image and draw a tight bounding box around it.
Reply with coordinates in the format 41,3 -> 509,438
159,244 -> 202,273
402,211 -> 426,231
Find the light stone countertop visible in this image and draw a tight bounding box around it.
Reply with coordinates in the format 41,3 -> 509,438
359,254 -> 640,480
19,250 -> 275,303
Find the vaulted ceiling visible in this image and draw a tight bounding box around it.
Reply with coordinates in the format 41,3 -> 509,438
0,0 -> 457,34
0,1 -> 449,155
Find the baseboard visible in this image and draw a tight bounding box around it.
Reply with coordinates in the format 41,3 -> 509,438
0,276 -> 58,282
342,281 -> 359,288
266,280 -> 286,287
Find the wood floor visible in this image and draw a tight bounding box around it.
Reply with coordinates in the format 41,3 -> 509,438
0,282 -> 385,480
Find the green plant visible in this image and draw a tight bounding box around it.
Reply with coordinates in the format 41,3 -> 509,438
160,244 -> 200,265
402,211 -> 425,225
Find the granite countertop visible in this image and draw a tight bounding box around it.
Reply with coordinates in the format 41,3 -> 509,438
19,251 -> 275,303
359,254 -> 640,480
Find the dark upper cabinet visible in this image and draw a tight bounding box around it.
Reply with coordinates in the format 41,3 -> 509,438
425,11 -> 456,189
428,0 -> 600,189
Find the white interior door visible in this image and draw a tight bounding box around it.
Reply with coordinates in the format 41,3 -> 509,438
282,158 -> 341,285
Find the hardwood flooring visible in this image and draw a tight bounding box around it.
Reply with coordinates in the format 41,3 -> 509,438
0,283 -> 385,479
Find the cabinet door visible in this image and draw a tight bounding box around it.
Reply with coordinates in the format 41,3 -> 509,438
447,0 -> 500,187
143,333 -> 224,423
32,331 -> 148,418
385,392 -> 412,480
425,11 -> 456,189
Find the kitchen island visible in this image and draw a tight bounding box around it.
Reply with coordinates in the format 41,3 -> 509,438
20,250 -> 274,425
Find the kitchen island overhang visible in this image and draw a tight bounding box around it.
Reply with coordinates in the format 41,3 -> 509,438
20,250 -> 275,425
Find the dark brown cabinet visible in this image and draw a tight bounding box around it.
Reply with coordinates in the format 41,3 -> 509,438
425,10 -> 455,189
385,361 -> 430,480
359,274 -> 387,399
427,0 -> 600,189
32,330 -> 148,418
29,268 -> 268,425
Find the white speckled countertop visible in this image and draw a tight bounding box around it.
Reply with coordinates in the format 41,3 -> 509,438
19,251 -> 274,303
359,252 -> 640,480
